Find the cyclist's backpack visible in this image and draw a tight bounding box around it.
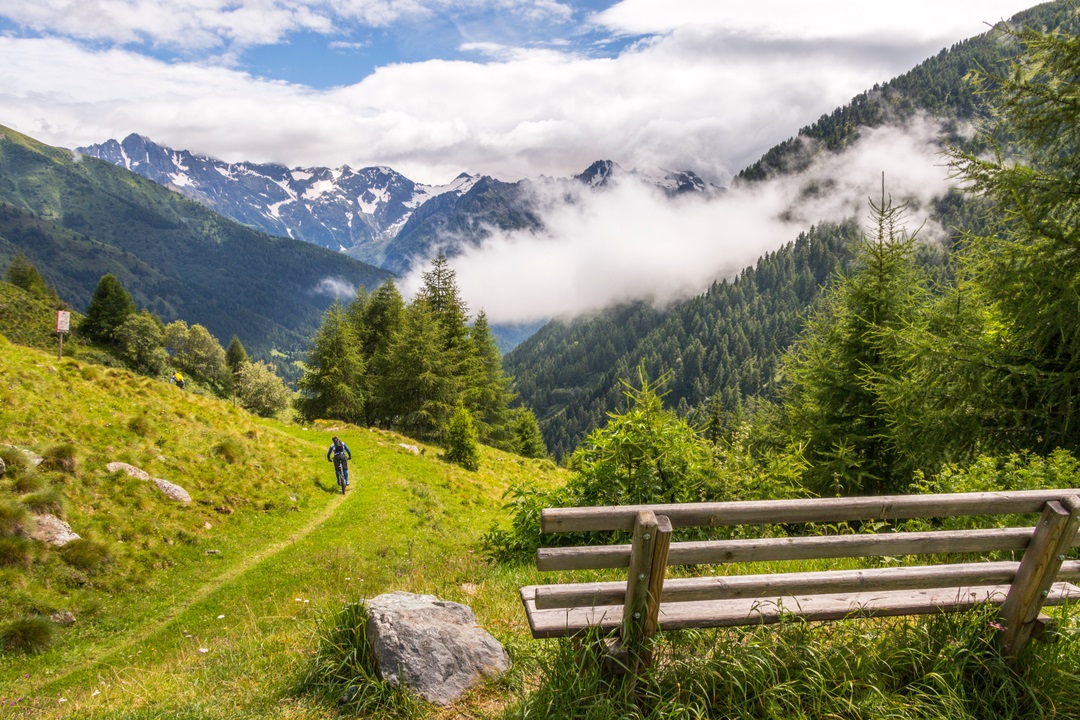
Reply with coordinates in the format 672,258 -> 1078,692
333,439 -> 347,458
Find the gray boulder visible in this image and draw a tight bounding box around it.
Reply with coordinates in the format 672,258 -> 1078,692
107,462 -> 190,504
29,514 -> 80,546
0,454 -> 5,477
364,591 -> 510,706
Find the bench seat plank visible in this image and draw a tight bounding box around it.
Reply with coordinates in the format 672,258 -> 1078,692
520,581 -> 1080,639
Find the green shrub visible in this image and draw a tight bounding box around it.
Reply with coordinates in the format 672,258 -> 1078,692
0,500 -> 29,536
59,538 -> 110,572
444,404 -> 480,472
39,443 -> 77,473
0,616 -> 57,654
0,536 -> 33,568
211,438 -> 244,464
22,486 -> 65,515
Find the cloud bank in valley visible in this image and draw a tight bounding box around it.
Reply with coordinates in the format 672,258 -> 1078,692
410,116 -> 958,325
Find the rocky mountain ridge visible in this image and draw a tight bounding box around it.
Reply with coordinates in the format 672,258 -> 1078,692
79,135 -> 716,273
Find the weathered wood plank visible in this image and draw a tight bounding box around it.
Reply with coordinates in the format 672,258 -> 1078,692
644,514 -> 673,639
521,582 -> 1080,639
536,527 -> 1037,572
534,561 -> 1028,609
999,497 -> 1080,657
541,489 -> 1080,533
621,512 -> 658,646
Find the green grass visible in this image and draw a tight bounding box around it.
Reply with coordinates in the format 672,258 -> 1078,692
3,334 -> 1080,719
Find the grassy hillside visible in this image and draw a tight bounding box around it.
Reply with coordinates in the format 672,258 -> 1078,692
0,125 -> 391,362
0,337 -> 564,718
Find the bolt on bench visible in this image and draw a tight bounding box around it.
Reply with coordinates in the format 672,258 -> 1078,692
520,489 -> 1080,669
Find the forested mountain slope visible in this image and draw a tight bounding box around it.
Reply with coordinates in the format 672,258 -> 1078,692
0,125 -> 390,359
508,225 -> 857,459
505,1 -> 1077,460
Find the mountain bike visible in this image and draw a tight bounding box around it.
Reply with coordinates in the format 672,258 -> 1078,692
334,457 -> 349,495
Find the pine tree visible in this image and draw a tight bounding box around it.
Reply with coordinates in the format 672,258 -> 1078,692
416,253 -> 469,353
225,336 -> 249,375
81,274 -> 136,344
445,403 -> 480,471
782,181 -> 927,495
383,301 -> 460,438
464,311 -> 514,447
295,301 -> 366,423
510,407 -> 547,459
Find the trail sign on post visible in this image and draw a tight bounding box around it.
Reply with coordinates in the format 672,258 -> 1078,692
55,310 -> 70,360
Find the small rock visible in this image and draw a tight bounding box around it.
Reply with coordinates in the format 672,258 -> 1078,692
106,462 -> 150,480
203,522 -> 212,530
0,455 -> 5,477
205,549 -> 221,555
460,583 -> 479,596
214,506 -> 233,515
399,444 -> 421,456
50,611 -> 76,626
151,477 -> 191,504
3,444 -> 43,465
29,514 -> 80,547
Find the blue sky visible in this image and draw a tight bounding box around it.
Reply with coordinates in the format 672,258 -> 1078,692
0,1 -> 1043,185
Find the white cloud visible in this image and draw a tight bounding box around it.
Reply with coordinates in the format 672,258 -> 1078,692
593,1 -> 1036,41
313,277 -> 356,298
405,116 -> 957,324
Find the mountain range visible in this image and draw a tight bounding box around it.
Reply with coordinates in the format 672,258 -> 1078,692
78,137 -> 716,274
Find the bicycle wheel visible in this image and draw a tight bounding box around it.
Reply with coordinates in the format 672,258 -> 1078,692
336,465 -> 346,494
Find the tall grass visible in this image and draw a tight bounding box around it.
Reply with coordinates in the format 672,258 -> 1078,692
508,606 -> 1080,720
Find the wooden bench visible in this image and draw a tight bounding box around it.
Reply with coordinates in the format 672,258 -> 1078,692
520,489 -> 1080,668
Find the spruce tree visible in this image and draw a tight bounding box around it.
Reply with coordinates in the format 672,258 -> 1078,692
782,181 -> 926,495
510,407 -> 547,459
464,311 -> 514,447
5,254 -> 58,305
295,301 -> 366,423
383,301 -> 459,438
225,336 -> 249,375
445,403 -> 480,471
81,274 -> 136,344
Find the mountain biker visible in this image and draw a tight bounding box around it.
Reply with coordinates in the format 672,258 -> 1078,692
327,436 -> 352,488
172,371 -> 185,389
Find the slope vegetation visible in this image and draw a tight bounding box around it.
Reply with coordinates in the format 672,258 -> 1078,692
0,338 -> 562,717
0,125 -> 390,359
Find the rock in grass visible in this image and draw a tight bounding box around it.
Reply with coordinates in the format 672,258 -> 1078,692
107,462 -> 190,504
0,455 -> 5,477
29,514 -> 80,546
364,591 -> 510,706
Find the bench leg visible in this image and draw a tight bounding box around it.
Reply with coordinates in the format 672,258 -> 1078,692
998,496 -> 1080,657
611,511 -> 672,678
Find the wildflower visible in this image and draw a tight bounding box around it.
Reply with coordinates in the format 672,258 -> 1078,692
988,620 -> 1005,631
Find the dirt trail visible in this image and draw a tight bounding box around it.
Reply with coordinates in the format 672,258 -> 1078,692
37,491 -> 349,691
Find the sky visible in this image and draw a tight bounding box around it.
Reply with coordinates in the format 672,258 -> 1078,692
0,1 -> 1049,324
0,0 -> 1041,186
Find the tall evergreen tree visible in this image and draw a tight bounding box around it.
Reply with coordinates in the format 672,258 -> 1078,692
782,182 -> 927,495
383,301 -> 460,437
415,252 -> 469,353
81,273 -> 136,344
464,311 -> 514,447
444,403 -> 481,471
510,407 -> 547,459
225,336 -> 249,375
295,301 -> 366,423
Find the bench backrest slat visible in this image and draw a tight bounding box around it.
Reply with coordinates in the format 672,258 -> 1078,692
537,526 -> 1054,571
541,489 -> 1080,533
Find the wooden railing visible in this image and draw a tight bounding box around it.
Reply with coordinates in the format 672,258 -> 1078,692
520,489 -> 1080,673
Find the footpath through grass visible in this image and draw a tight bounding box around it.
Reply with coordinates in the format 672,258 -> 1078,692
0,338 -> 561,718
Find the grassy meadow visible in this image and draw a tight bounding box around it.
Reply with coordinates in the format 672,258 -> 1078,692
0,335 -> 562,718
3,333 -> 1080,720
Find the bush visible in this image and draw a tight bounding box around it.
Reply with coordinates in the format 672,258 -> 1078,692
0,536 -> 33,568
235,361 -> 291,418
39,444 -> 77,473
59,538 -> 110,573
444,405 -> 480,471
0,500 -> 29,536
0,616 -> 57,654
21,486 -> 65,515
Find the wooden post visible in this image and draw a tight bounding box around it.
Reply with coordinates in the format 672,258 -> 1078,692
610,511 -> 672,677
998,496 -> 1080,657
